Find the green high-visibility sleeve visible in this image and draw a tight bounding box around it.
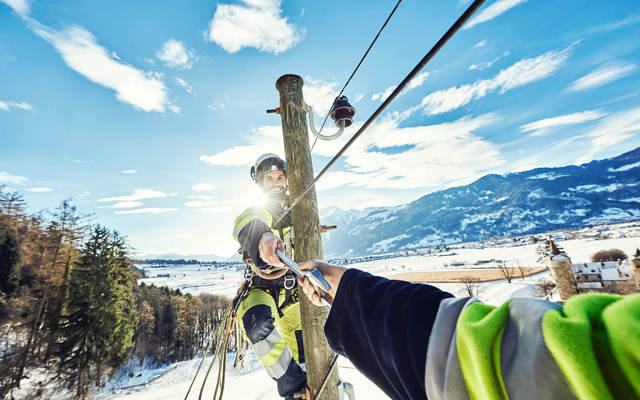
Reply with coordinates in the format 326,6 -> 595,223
542,293 -> 640,400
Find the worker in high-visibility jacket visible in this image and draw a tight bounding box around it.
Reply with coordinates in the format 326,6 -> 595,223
233,153 -> 306,400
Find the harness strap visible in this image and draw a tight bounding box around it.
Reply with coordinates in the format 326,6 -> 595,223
246,273 -> 298,318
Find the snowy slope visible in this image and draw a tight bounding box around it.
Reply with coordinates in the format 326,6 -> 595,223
98,354 -> 388,400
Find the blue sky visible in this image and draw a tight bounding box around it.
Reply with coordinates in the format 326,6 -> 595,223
2,0 -> 640,257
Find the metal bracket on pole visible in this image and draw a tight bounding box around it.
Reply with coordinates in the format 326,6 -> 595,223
304,103 -> 345,141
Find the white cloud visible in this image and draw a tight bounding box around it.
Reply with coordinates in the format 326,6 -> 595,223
0,100 -> 32,111
520,110 -> 606,136
586,13 -> 640,34
111,201 -> 143,208
354,93 -> 364,102
464,0 -> 528,30
418,45 -> 571,115
174,77 -> 193,94
156,39 -> 194,69
114,208 -> 177,215
185,198 -> 230,214
209,114 -> 502,191
313,114 -> 504,190
468,61 -> 491,71
407,72 -> 430,91
200,125 -> 283,166
192,183 -> 216,192
469,51 -> 509,71
576,106 -> 640,164
475,39 -> 487,48
99,189 -> 176,202
567,62 -> 637,92
30,23 -> 174,113
208,101 -> 227,111
207,0 -> 302,54
0,0 -> 29,16
121,169 -> 137,174
303,77 -> 339,117
372,72 -> 429,102
208,94 -> 230,111
200,108 -> 502,193
0,171 -> 28,185
26,187 -> 53,192
371,86 -> 396,102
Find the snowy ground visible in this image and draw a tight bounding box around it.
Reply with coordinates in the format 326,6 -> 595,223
97,353 -> 387,400
138,265 -> 245,296
105,236 -> 639,399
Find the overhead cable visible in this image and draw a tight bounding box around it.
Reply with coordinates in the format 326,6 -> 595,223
280,0 -> 488,225
311,0 -> 403,151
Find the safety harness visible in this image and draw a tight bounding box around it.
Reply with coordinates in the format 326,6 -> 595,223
234,262 -> 299,318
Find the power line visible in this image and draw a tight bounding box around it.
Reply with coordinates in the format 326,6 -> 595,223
280,0 -> 488,225
310,0 -> 403,152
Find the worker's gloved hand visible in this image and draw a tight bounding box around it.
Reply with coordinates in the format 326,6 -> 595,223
297,260 -> 346,306
258,231 -> 285,268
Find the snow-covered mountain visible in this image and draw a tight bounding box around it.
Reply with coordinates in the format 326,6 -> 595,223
320,147 -> 640,257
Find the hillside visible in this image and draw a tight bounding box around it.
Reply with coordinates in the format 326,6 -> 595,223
321,147 -> 640,257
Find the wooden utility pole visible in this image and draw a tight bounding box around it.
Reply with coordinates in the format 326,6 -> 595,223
275,74 -> 340,400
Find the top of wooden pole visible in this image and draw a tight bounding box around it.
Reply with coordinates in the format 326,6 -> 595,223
276,74 -> 303,91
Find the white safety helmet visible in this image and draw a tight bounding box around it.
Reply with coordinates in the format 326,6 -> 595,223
250,153 -> 286,184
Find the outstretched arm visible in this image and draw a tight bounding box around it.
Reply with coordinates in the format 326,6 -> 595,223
298,261 -> 453,400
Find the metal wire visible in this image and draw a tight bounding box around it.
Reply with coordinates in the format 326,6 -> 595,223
279,0 -> 488,226
310,0 -> 403,152
313,355 -> 339,400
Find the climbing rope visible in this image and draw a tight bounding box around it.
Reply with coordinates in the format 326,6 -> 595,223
310,0 -> 403,152
197,304 -> 235,400
183,326 -> 218,400
185,277 -> 255,400
276,0 -> 488,228
182,302 -> 236,400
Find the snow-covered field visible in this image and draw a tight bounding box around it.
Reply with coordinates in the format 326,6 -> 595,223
139,264 -> 245,297
98,236 -> 638,399
138,236 -> 640,298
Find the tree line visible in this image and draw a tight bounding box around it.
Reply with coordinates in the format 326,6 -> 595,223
0,187 -> 230,399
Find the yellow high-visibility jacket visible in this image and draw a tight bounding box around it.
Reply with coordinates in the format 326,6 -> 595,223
233,199 -> 292,272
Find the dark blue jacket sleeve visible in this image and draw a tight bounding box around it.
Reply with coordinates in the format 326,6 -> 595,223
324,268 -> 453,400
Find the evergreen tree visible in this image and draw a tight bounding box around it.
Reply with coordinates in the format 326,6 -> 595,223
0,229 -> 21,296
57,226 -> 137,399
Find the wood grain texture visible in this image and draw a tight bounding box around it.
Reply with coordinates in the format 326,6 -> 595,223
276,74 -> 340,400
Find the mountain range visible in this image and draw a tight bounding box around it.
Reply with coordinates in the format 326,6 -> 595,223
319,147 -> 640,257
